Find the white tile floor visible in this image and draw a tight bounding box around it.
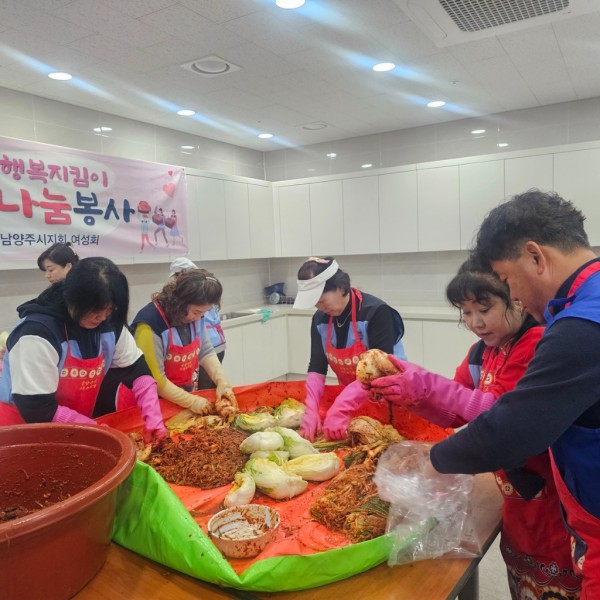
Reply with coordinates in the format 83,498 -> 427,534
479,537 -> 512,600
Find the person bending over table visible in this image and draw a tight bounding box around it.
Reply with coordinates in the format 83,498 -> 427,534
128,268 -> 237,419
0,257 -> 167,445
370,257 -> 581,599
293,256 -> 406,441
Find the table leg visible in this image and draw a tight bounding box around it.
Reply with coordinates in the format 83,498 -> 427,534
457,567 -> 479,600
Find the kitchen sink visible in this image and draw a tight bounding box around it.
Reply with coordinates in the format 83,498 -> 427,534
220,311 -> 256,321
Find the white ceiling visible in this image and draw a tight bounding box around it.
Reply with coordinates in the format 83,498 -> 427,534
2,0 -> 600,151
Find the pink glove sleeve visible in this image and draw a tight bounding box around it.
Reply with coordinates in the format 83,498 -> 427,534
370,357 -> 496,428
132,375 -> 168,445
52,405 -> 97,425
299,372 -> 326,441
323,380 -> 371,440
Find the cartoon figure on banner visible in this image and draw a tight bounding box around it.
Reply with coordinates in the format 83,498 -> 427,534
153,206 -> 169,246
137,200 -> 154,252
167,209 -> 185,248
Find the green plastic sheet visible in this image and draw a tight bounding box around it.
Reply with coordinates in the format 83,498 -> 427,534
112,460 -> 394,592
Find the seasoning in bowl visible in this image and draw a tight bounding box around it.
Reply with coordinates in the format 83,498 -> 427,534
207,504 -> 280,558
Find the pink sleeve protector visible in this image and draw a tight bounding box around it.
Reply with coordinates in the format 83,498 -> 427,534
132,375 -> 168,444
299,372 -> 326,441
370,356 -> 496,428
323,379 -> 372,440
52,405 -> 97,425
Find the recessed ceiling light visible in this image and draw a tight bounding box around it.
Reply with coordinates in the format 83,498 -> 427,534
177,109 -> 195,116
258,133 -> 273,139
48,72 -> 72,81
275,0 -> 305,8
181,145 -> 195,150
326,153 -> 337,158
471,129 -> 486,134
373,63 -> 395,72
427,100 -> 446,108
93,127 -> 112,133
361,163 -> 373,169
497,142 -> 509,147
299,121 -> 329,131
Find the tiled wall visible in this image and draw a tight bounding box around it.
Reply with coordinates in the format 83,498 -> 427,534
0,86 -> 265,179
264,97 -> 600,181
269,251 -> 469,312
0,258 -> 271,333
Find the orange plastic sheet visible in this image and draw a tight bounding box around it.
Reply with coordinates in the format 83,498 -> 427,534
99,381 -> 453,575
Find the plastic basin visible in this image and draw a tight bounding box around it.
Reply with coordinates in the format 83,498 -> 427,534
0,424 -> 136,600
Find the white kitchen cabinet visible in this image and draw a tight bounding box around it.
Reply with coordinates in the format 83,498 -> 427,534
379,171 -> 418,253
287,314 -> 312,375
459,160 -> 504,250
421,320 -> 476,378
343,176 -> 380,255
242,319 -> 289,385
277,184 -> 312,257
224,180 -> 251,259
418,166 -> 460,251
221,325 -> 244,386
195,177 -> 227,260
554,148 -> 600,245
505,154 -> 553,198
248,184 -> 275,258
310,180 -> 344,256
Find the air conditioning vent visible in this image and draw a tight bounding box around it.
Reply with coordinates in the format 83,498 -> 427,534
441,0 -> 569,33
395,0 -> 600,46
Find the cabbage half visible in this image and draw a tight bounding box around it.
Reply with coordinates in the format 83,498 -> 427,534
239,431 -> 285,454
245,457 -> 308,500
223,471 -> 256,508
284,452 -> 341,481
268,426 -> 318,458
233,412 -> 278,432
273,398 -> 306,428
249,450 -> 290,465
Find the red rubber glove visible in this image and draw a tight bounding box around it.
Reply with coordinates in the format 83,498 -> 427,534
323,380 -> 371,440
300,372 -> 326,441
370,356 -> 496,428
132,375 -> 168,446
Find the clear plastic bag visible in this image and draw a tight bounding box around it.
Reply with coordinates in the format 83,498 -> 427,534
373,441 -> 482,566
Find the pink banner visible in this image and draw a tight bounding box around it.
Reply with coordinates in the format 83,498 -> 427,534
0,136 -> 188,260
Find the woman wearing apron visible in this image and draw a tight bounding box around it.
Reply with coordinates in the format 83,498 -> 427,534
0,257 -> 167,445
371,259 -> 581,600
128,268 -> 237,419
293,256 -> 406,441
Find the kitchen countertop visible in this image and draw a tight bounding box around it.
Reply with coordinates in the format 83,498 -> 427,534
219,304 -> 460,329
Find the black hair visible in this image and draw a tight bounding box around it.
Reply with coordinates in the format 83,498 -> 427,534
154,269 -> 223,324
474,189 -> 589,266
63,257 -> 129,329
297,256 -> 351,296
37,242 -> 79,270
446,257 -> 513,311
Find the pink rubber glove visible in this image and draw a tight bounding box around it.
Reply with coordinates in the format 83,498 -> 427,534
323,380 -> 371,440
132,375 -> 168,446
52,405 -> 97,425
370,356 -> 496,428
300,372 -> 326,441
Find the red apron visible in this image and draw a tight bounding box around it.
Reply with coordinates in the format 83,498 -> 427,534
477,345 -> 581,597
0,335 -> 105,425
153,302 -> 201,388
550,453 -> 600,599
117,302 -> 200,410
325,290 -> 366,386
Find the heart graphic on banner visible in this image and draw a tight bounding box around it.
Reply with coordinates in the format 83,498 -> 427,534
168,170 -> 173,176
163,183 -> 176,197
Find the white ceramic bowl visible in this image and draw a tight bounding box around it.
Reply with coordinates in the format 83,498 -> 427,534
207,504 -> 280,558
